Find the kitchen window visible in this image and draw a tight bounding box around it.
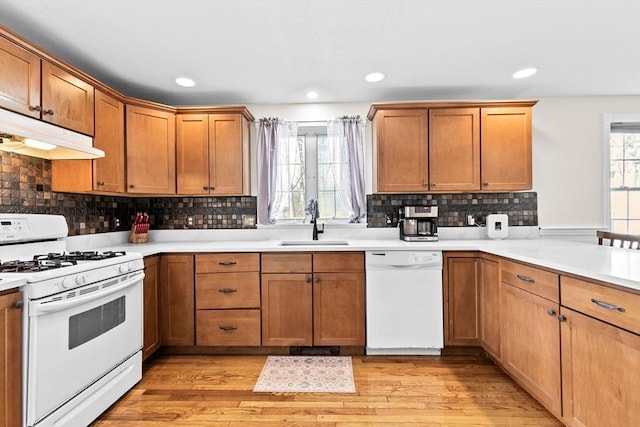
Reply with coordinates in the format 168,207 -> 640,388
273,125 -> 351,221
606,117 -> 640,234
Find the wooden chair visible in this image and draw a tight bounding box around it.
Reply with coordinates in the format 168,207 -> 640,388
596,231 -> 640,249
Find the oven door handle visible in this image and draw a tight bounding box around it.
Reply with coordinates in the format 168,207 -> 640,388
30,271 -> 144,315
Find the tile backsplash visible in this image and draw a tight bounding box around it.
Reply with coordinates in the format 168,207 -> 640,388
2,152 -> 537,235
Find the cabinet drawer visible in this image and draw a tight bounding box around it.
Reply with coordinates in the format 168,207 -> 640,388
195,272 -> 260,309
262,252 -> 312,273
561,276 -> 640,335
313,252 -> 364,272
195,253 -> 259,273
196,309 -> 261,346
501,259 -> 559,302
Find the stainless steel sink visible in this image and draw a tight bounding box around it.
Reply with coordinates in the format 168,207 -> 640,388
278,240 -> 349,246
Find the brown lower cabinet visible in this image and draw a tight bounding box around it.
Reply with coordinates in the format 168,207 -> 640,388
261,252 -> 365,347
160,254 -> 195,346
479,255 -> 500,358
0,289 -> 22,427
142,256 -> 161,360
443,252 -> 480,346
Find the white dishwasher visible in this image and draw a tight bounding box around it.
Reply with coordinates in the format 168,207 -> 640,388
365,250 -> 443,355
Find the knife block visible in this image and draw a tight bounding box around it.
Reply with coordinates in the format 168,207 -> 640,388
129,225 -> 148,244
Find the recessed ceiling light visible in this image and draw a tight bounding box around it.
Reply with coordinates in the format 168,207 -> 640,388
306,91 -> 319,99
512,68 -> 538,79
365,72 -> 385,83
175,77 -> 196,87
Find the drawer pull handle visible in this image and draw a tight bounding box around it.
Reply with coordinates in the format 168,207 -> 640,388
218,261 -> 237,266
591,298 -> 626,312
219,326 -> 238,331
517,274 -> 535,284
219,288 -> 237,294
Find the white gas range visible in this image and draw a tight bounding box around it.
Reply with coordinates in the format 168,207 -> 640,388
0,214 -> 144,427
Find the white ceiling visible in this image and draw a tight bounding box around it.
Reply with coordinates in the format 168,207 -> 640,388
1,0 -> 639,106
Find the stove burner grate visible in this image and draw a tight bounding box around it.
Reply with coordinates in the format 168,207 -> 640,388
0,259 -> 78,273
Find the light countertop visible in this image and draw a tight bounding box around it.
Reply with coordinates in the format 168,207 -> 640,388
67,227 -> 640,293
0,276 -> 26,293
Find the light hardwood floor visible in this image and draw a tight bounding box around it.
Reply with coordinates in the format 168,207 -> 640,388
93,354 -> 562,426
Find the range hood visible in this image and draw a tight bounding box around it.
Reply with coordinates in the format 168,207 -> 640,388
0,108 -> 104,159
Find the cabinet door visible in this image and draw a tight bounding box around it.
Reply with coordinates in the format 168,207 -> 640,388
313,272 -> 365,346
52,89 -> 125,193
41,61 -> 94,135
176,114 -> 210,194
480,257 -> 501,359
160,255 -> 194,346
143,256 -> 161,361
126,105 -> 176,194
561,307 -> 640,427
502,283 -> 561,418
0,290 -> 22,427
373,109 -> 428,192
480,107 -> 532,191
0,36 -> 40,118
444,254 -> 480,346
209,113 -> 249,195
93,90 -> 125,192
261,273 -> 313,346
428,108 -> 480,191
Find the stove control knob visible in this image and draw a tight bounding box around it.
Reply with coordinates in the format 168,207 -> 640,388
62,277 -> 73,288
119,264 -> 130,273
75,275 -> 87,286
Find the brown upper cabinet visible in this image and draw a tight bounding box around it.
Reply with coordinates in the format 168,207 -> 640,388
368,100 -> 537,193
52,90 -> 125,193
176,109 -> 252,195
0,36 -> 94,135
372,109 -> 428,193
126,103 -> 176,194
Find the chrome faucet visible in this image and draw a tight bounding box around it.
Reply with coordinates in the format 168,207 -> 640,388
307,198 -> 324,240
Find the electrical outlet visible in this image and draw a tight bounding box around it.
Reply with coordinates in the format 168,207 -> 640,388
187,216 -> 193,226
467,214 -> 475,226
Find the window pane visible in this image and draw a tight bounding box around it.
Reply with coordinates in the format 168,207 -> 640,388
318,164 -> 336,191
610,161 -> 624,187
318,191 -> 335,218
610,133 -> 624,159
290,164 -> 305,191
629,220 -> 640,234
624,160 -> 640,187
611,219 -> 628,233
611,191 -> 628,219
629,192 -> 640,219
624,133 -> 640,159
317,135 -> 332,163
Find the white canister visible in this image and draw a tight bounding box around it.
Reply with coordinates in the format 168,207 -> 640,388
487,214 -> 509,239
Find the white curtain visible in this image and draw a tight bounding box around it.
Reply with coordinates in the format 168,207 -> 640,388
256,118 -> 297,224
327,116 -> 366,222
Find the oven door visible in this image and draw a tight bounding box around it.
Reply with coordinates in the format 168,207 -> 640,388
26,271 -> 143,425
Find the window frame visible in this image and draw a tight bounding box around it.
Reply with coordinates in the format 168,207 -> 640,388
602,113 -> 640,233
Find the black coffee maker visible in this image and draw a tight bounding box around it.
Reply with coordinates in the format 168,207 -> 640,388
399,206 -> 438,241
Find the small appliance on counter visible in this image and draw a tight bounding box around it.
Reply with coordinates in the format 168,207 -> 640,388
399,206 -> 438,241
487,214 -> 509,239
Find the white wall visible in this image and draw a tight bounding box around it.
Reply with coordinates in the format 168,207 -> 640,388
248,96 -> 640,230
533,96 -> 640,229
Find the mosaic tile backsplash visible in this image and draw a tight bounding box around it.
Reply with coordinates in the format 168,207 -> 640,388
367,192 -> 538,228
2,152 -> 537,235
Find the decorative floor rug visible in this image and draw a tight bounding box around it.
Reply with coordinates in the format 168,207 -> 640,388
253,356 -> 356,393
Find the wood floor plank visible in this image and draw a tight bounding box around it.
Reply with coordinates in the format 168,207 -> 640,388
91,354 -> 562,426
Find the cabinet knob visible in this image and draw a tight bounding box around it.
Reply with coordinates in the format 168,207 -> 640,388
423,183 -> 429,187
32,105 -> 42,112
210,186 -> 215,190
43,109 -> 54,116
547,309 -> 556,316
482,182 -> 489,186
431,183 -> 436,187
97,181 -> 105,186
314,277 -> 320,283
129,184 -> 135,188
14,300 -> 24,309
557,314 -> 567,322
305,276 -> 312,283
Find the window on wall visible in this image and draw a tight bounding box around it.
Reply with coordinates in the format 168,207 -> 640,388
272,125 -> 351,222
609,121 -> 640,234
